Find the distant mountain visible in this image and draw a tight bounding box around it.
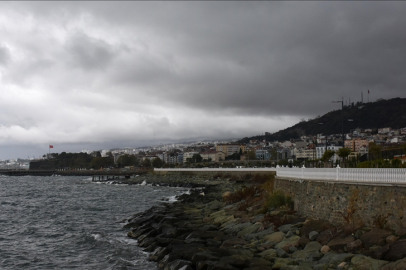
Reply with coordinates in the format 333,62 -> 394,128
238,97 -> 406,143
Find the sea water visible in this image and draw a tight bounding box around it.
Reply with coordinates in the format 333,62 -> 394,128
0,175 -> 187,269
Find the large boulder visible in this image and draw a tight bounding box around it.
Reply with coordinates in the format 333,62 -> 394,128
360,228 -> 392,249
292,241 -> 322,260
236,223 -> 262,238
327,236 -> 355,253
381,258 -> 406,270
275,235 -> 301,251
220,238 -> 249,249
346,239 -> 363,253
258,249 -> 277,261
316,230 -> 334,245
207,200 -> 226,210
384,239 -> 406,261
318,252 -> 354,268
263,231 -> 285,246
350,254 -> 388,270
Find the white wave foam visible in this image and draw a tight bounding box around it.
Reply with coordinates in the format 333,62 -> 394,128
91,234 -> 102,240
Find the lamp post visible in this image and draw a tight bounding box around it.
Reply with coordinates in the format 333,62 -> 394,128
332,98 -> 344,147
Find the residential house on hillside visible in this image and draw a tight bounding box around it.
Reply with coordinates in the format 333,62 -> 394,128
200,151 -> 225,162
215,144 -> 246,156
345,139 -> 369,152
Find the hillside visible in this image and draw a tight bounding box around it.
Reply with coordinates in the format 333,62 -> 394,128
239,97 -> 406,143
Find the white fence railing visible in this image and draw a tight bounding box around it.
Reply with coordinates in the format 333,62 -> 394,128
154,167 -> 406,184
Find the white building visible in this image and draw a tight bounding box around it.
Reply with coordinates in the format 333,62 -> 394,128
316,145 -> 342,163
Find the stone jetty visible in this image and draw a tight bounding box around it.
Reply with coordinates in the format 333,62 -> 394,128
123,173 -> 406,270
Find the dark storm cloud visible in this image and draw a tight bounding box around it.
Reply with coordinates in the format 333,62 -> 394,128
72,1 -> 406,117
1,1 -> 406,159
65,32 -> 117,71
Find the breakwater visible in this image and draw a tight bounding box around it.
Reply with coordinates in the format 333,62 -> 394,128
125,172 -> 406,270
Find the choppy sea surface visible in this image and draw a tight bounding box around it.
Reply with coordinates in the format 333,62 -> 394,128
0,175 -> 187,270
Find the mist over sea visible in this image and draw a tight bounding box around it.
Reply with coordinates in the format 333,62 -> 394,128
0,175 -> 186,270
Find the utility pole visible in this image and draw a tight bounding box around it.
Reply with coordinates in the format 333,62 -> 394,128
332,98 -> 344,146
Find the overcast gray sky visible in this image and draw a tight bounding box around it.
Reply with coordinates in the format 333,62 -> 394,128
1,1 -> 406,159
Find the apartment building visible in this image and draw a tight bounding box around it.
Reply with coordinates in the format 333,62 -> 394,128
215,144 -> 246,156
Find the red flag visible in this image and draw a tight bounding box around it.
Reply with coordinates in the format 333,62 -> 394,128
368,90 -> 370,93
49,145 -> 53,148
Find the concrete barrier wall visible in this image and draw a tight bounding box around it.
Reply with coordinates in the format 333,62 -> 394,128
153,169 -> 406,234
275,177 -> 406,235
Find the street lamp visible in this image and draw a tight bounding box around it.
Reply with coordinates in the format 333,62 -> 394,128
332,98 -> 344,146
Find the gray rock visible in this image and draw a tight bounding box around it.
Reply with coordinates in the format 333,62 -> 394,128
164,259 -> 191,270
318,252 -> 354,268
286,230 -> 294,238
237,223 -> 262,238
279,224 -> 293,233
207,200 -> 225,210
276,248 -> 288,258
309,231 -> 319,241
252,214 -> 265,223
350,254 -> 389,270
245,226 -> 275,241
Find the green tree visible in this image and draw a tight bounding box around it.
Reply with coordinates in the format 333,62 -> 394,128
191,154 -> 203,163
90,157 -> 114,169
152,157 -> 164,168
337,147 -> 352,167
142,158 -> 151,167
369,142 -> 382,161
246,151 -> 257,161
321,150 -> 336,168
117,154 -> 139,167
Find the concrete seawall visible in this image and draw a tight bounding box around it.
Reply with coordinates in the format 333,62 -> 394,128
274,177 -> 406,235
155,170 -> 406,234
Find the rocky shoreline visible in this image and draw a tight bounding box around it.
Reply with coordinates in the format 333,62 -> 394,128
123,174 -> 406,270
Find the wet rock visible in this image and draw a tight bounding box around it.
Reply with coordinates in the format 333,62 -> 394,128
316,230 -> 334,245
164,259 -> 192,270
285,231 -> 294,238
320,245 -> 330,254
381,257 -> 406,270
276,248 -> 288,258
346,239 -> 363,253
245,226 -> 275,241
249,257 -> 272,267
278,224 -> 293,233
360,228 -> 392,249
275,235 -> 300,251
149,246 -> 170,262
237,223 -> 262,238
220,238 -> 249,249
258,249 -> 277,260
372,245 -> 390,260
327,236 -> 355,253
318,252 -> 354,268
308,231 -> 319,241
383,239 -> 406,261
272,258 -> 297,269
264,231 -> 285,246
218,255 -> 251,268
298,236 -> 310,248
291,241 -> 322,261
208,200 -> 226,210
350,254 -> 388,270
386,235 -> 399,244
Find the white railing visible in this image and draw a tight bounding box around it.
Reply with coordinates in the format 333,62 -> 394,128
276,166 -> 406,184
154,167 -> 406,184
